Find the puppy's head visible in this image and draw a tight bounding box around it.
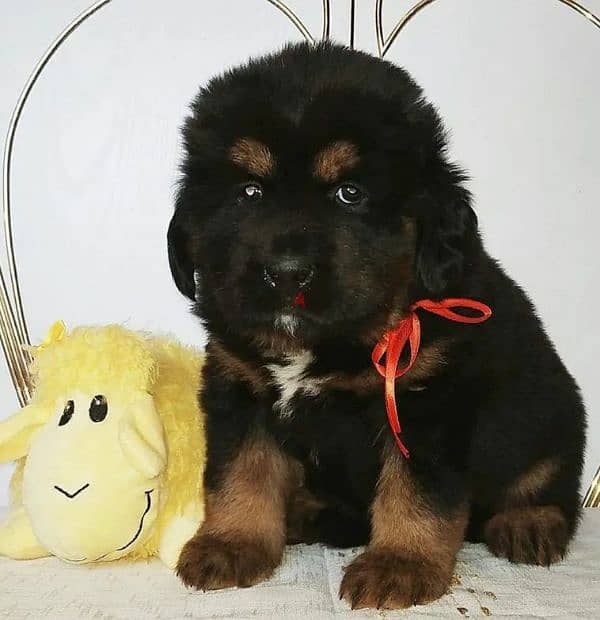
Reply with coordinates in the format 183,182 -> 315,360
168,42 -> 478,348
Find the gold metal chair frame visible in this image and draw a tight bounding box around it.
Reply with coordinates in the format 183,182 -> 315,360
1,0 -> 598,506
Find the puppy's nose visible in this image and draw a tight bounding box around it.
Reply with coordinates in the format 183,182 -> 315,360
263,257 -> 315,291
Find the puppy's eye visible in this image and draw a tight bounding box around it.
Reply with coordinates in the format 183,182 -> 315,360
89,395 -> 108,423
58,400 -> 74,426
241,182 -> 263,202
334,184 -> 366,207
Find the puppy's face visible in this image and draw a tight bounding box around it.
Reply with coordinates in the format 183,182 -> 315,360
169,43 -> 476,348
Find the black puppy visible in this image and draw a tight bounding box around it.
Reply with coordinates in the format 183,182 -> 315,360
168,42 -> 585,609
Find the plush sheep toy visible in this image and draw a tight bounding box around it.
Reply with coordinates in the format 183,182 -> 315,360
0,321 -> 205,569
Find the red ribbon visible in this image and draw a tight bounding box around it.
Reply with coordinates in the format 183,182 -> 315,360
372,298 -> 492,458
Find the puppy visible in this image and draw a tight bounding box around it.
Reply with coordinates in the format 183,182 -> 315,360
167,42 -> 586,609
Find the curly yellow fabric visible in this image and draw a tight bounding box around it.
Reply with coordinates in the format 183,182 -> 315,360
0,323 -> 205,565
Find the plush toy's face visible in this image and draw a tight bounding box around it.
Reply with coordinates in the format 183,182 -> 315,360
23,389 -> 165,563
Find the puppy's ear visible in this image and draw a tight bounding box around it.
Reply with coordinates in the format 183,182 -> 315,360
415,168 -> 477,295
167,211 -> 196,301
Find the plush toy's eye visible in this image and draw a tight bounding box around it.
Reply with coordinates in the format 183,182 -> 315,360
89,395 -> 108,422
334,183 -> 366,208
58,400 -> 74,426
240,182 -> 263,202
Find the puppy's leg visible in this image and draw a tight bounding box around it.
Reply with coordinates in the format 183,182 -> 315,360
483,458 -> 577,565
340,447 -> 467,609
177,431 -> 293,589
484,506 -> 569,565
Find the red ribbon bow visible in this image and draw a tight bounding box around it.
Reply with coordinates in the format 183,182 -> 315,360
372,298 -> 492,458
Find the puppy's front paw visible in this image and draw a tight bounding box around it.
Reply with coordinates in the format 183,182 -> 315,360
339,549 -> 451,609
176,534 -> 279,590
484,506 -> 569,566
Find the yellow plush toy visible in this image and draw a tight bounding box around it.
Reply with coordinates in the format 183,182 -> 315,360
0,321 -> 205,569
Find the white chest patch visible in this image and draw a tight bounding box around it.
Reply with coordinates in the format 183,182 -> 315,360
266,350 -> 324,418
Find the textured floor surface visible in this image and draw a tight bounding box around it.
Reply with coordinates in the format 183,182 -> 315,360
1,509 -> 599,619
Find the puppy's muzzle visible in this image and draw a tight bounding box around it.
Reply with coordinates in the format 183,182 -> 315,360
263,256 -> 315,294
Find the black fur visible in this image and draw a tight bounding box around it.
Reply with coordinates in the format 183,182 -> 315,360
168,42 -> 586,601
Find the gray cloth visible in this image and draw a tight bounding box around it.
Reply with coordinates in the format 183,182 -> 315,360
0,508 -> 598,619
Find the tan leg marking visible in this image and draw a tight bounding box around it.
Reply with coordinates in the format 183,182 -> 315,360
340,449 -> 467,609
504,458 -> 560,505
177,432 -> 293,589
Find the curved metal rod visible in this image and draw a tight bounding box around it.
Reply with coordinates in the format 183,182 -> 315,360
0,273 -> 30,405
1,0 -> 315,353
349,0 -> 356,49
583,465 -> 600,507
2,0 -> 113,359
266,0 -> 315,43
376,0 -> 600,58
0,0 -> 319,402
375,0 -> 386,56
375,0 -> 600,506
322,0 -> 331,41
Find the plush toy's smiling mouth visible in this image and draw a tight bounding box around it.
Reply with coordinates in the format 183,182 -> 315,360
54,483 -> 90,499
62,489 -> 154,564
95,489 -> 154,561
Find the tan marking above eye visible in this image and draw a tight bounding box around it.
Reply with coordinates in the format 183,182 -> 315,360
313,140 -> 359,183
229,137 -> 275,177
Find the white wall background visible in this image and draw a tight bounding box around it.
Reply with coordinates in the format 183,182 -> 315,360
0,0 -> 598,505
